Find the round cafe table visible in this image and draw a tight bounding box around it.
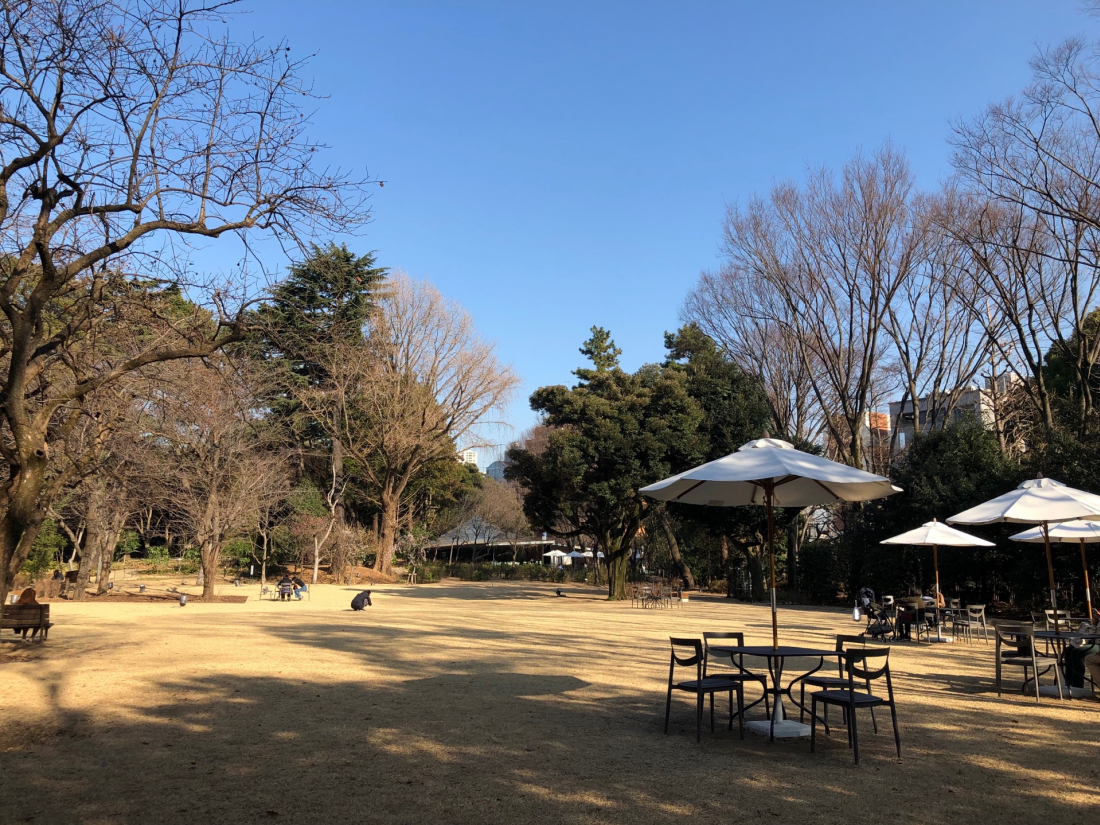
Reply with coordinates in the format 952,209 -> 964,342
709,645 -> 833,740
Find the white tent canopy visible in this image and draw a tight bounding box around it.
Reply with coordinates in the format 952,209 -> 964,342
542,550 -> 567,558
564,550 -> 587,559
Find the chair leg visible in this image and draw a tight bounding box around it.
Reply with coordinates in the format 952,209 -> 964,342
850,705 -> 860,764
696,692 -> 703,743
810,696 -> 818,753
890,702 -> 901,759
664,687 -> 673,734
727,690 -> 734,731
867,679 -> 878,733
737,688 -> 745,740
800,682 -> 805,723
709,693 -> 715,733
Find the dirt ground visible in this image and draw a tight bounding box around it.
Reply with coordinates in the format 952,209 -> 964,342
2,580 -> 1098,825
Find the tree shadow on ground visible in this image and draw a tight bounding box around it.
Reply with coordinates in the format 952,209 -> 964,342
5,653 -> 1099,823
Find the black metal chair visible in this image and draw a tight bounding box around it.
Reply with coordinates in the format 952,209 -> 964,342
994,623 -> 1043,702
800,634 -> 876,730
702,631 -> 771,719
810,647 -> 900,764
664,637 -> 745,742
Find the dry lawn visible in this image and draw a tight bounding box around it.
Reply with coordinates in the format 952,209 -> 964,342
1,580 -> 1098,824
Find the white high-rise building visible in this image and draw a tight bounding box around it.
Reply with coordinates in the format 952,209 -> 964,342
458,448 -> 478,467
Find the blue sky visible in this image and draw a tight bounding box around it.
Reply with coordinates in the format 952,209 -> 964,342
229,1 -> 1089,461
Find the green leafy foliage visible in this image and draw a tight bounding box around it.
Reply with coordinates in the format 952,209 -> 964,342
507,328 -> 705,598
22,519 -> 66,580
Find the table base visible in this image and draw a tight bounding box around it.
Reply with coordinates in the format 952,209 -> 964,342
746,719 -> 811,738
1037,685 -> 1092,699
928,635 -> 953,643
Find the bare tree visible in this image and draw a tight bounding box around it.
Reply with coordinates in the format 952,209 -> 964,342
140,358 -> 289,600
952,38 -> 1100,436
709,146 -> 919,468
0,0 -> 370,603
882,193 -> 993,451
300,273 -> 519,575
685,264 -> 823,443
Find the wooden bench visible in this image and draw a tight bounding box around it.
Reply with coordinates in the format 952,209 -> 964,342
1,604 -> 52,641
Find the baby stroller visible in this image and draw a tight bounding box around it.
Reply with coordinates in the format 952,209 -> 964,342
862,604 -> 895,641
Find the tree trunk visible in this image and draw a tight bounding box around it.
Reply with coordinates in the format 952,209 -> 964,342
787,518 -> 800,596
201,539 -> 219,600
605,541 -> 629,600
374,488 -> 400,575
745,546 -> 766,601
312,536 -> 323,584
73,542 -> 98,601
0,448 -> 51,607
721,535 -> 736,599
658,510 -> 696,590
76,481 -> 111,601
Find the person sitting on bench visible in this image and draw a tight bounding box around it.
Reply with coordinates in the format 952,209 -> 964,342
12,588 -> 42,639
277,575 -> 294,601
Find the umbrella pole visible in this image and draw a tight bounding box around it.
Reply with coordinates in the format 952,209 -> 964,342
1081,538 -> 1093,621
1043,521 -> 1059,633
766,483 -> 778,650
933,544 -> 943,642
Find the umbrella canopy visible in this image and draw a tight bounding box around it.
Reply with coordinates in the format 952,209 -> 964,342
946,477 -> 1100,525
564,550 -> 587,559
581,550 -> 606,559
641,437 -> 900,647
641,438 -> 900,508
949,476 -> 1100,628
1010,520 -> 1100,618
542,550 -> 566,558
881,520 -> 994,641
881,520 -> 995,549
1010,520 -> 1100,543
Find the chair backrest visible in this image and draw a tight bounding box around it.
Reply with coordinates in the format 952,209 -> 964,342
844,647 -> 891,685
967,605 -> 986,620
703,631 -> 745,649
669,637 -> 703,668
881,595 -> 895,607
1044,609 -> 1072,629
994,622 -> 1034,655
948,598 -> 961,609
834,634 -> 870,676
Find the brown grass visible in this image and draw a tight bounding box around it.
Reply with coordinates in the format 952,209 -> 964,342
2,580 -> 1098,824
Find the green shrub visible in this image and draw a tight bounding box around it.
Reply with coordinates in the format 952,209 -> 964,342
22,519 -> 66,580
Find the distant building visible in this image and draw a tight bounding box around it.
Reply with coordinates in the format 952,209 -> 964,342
486,460 -> 508,481
888,381 -> 1008,449
457,448 -> 478,467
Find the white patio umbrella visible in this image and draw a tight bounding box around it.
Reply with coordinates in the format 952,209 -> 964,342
948,476 -> 1100,630
880,519 -> 994,641
565,550 -> 587,559
581,550 -> 606,559
1009,520 -> 1100,619
640,437 -> 900,647
542,549 -> 566,559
